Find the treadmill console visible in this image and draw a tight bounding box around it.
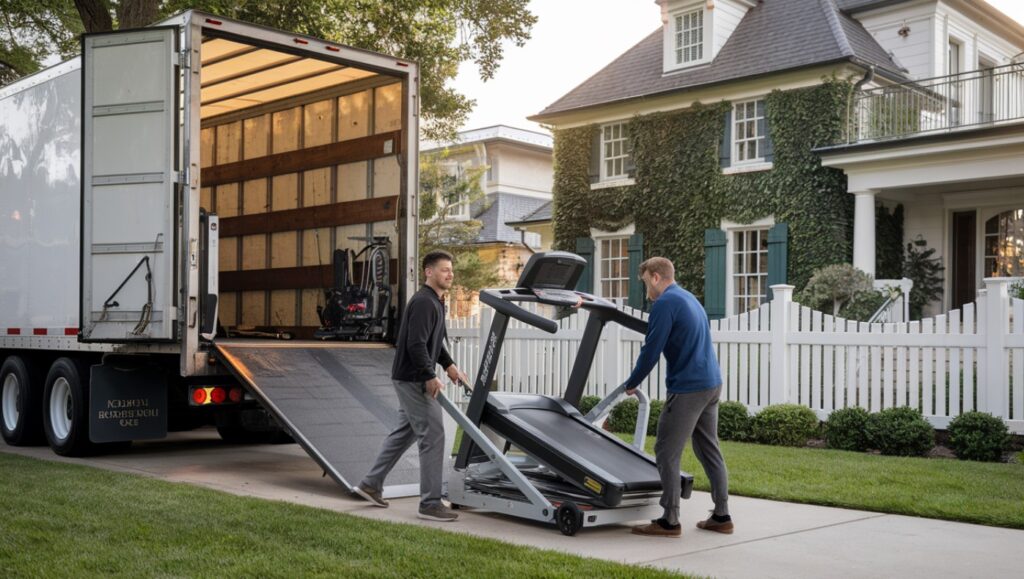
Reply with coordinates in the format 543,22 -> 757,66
533,288 -> 582,306
516,251 -> 586,291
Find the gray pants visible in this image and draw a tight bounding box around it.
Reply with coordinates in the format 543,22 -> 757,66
655,385 -> 729,525
361,380 -> 445,508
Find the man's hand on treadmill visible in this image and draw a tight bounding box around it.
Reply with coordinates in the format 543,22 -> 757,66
625,386 -> 638,396
446,364 -> 469,387
426,377 -> 444,399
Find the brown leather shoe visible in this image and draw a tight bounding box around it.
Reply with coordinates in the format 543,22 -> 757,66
696,515 -> 734,534
631,522 -> 681,537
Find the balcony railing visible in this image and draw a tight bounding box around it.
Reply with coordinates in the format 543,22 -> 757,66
844,62 -> 1024,145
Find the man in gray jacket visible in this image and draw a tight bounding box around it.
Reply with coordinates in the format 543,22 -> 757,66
355,250 -> 468,521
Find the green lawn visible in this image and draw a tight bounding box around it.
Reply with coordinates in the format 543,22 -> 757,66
0,453 -> 686,578
620,435 -> 1024,529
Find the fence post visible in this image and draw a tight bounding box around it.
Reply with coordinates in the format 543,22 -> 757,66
769,284 -> 795,406
982,278 -> 1010,419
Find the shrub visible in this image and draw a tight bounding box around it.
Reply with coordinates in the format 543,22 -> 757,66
578,395 -> 601,416
865,406 -> 934,456
751,404 -> 820,447
796,264 -> 874,316
608,397 -> 665,436
839,291 -> 887,322
824,407 -> 871,451
947,411 -> 1010,462
718,401 -> 752,441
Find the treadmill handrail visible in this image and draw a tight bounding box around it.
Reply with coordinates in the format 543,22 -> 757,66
480,289 -> 558,334
584,383 -> 650,451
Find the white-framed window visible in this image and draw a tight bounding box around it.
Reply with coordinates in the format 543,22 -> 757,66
733,99 -> 765,164
592,225 -> 634,304
983,208 -> 1024,277
674,8 -> 704,65
723,218 -> 773,316
601,122 -> 631,181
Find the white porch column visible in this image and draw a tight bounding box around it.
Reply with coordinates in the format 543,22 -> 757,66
852,190 -> 878,277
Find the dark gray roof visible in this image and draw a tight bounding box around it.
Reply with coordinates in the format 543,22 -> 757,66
472,193 -> 550,244
506,200 -> 553,225
533,0 -> 906,120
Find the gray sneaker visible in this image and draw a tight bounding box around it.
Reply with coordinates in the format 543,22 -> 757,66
417,503 -> 458,522
354,484 -> 389,508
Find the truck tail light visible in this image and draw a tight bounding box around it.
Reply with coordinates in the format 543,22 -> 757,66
229,387 -> 243,403
189,386 -> 242,406
210,387 -> 226,404
192,388 -> 207,405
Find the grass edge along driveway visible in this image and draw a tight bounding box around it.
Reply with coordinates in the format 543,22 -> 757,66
0,453 -> 695,579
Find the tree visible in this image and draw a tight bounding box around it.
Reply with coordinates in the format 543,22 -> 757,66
2,0 -> 536,141
903,236 -> 943,320
418,147 -> 498,293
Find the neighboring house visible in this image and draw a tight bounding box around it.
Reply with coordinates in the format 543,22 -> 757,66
530,0 -> 1024,317
505,200 -> 554,251
421,125 -> 554,287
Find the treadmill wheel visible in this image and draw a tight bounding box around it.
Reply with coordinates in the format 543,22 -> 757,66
556,502 -> 583,536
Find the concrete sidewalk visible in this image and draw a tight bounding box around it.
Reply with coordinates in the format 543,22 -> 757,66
3,429 -> 1021,578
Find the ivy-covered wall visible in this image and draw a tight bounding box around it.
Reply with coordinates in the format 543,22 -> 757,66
552,78 -> 857,299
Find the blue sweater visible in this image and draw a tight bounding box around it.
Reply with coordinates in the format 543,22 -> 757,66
624,284 -> 721,394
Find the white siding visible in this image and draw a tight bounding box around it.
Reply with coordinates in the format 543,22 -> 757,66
713,0 -> 749,58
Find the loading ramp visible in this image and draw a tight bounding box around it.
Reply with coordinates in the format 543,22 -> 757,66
213,340 -> 419,497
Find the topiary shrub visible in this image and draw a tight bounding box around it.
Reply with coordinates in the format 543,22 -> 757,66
751,404 -> 820,447
865,406 -> 934,456
947,411 -> 1010,462
796,264 -> 874,316
824,407 -> 871,451
718,401 -> 752,441
578,395 -> 601,416
608,397 -> 665,435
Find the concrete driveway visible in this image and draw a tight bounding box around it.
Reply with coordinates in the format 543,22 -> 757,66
3,429 -> 1021,579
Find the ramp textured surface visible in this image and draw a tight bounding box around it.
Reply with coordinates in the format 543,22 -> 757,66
214,341 -> 418,497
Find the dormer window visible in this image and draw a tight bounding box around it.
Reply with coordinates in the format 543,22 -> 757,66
675,8 -> 704,65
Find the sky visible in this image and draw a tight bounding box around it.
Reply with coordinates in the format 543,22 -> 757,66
451,0 -> 1024,135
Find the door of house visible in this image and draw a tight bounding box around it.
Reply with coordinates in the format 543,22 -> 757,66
951,211 -> 976,310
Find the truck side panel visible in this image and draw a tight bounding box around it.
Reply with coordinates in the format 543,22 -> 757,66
0,61 -> 82,336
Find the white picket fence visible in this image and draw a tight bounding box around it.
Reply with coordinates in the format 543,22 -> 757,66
446,278 -> 1024,434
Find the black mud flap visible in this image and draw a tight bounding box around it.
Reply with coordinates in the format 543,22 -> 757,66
89,362 -> 168,443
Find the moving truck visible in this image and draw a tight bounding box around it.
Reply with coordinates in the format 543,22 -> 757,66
0,11 -> 422,494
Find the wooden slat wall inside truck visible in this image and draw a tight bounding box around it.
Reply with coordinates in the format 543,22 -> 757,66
200,82 -> 403,338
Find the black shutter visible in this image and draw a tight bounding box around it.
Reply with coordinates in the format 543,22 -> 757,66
589,127 -> 601,184
575,237 -> 595,294
766,223 -> 788,301
719,108 -> 732,169
627,233 -> 644,309
704,229 -> 727,319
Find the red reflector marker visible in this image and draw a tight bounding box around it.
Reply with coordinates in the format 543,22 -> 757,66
229,388 -> 243,403
205,18 -> 222,25
210,387 -> 227,404
396,61 -> 409,67
7,328 -> 20,335
192,388 -> 207,405
33,328 -> 47,335
64,328 -> 78,336
293,38 -> 309,45
325,46 -> 340,52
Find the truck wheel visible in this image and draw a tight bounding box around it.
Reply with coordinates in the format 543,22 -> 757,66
42,358 -> 94,457
1,356 -> 45,446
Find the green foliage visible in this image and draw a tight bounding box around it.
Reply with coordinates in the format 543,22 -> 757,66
865,406 -> 934,456
607,397 -> 664,436
0,0 -> 83,84
796,263 -> 874,316
578,395 -> 601,416
876,204 -> 904,279
840,290 -> 888,322
903,236 -> 944,320
717,400 -> 752,441
418,148 -> 499,292
948,411 -> 1010,462
4,0 -> 536,141
751,404 -> 820,447
1010,280 -> 1024,301
552,79 -> 855,297
824,407 -> 871,451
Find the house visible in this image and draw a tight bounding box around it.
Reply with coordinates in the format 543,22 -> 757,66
505,200 -> 554,251
420,125 -> 554,308
530,0 -> 1024,317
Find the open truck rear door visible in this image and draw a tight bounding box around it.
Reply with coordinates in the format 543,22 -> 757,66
80,27 -> 181,342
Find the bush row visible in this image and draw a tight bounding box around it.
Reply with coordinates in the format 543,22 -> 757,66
593,396 -> 1010,461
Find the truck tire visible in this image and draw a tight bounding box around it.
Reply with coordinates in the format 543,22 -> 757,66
42,358 -> 95,457
1,356 -> 45,446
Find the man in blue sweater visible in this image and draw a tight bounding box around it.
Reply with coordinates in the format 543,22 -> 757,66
625,257 -> 732,537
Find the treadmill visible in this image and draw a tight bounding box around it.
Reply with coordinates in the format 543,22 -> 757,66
438,251 -> 694,535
